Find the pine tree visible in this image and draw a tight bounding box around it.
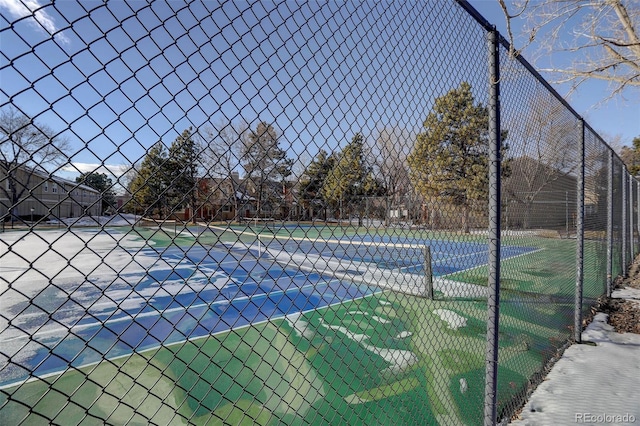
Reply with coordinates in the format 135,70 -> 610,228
323,133 -> 384,224
129,142 -> 168,218
167,127 -> 200,222
408,82 -> 508,233
620,136 -> 640,176
299,149 -> 336,220
76,172 -> 117,214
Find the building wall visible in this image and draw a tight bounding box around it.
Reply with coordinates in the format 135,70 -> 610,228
502,157 -> 578,230
1,167 -> 101,220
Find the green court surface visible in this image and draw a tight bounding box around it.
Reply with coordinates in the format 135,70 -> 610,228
1,291 -> 574,425
0,225 -> 607,425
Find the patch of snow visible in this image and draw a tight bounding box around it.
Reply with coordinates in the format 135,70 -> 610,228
612,287 -> 640,301
433,309 -> 467,330
0,226 -> 236,377
45,213 -> 139,227
433,277 -> 488,299
318,318 -> 418,375
459,377 -> 468,394
283,312 -> 315,339
369,315 -> 391,324
511,287 -> 640,425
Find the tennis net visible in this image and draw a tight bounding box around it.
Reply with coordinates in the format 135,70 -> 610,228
210,226 -> 435,298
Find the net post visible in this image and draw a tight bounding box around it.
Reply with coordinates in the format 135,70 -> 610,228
423,246 -> 434,299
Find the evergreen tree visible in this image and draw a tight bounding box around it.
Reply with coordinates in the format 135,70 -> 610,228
407,82 -> 508,233
167,127 -> 200,222
242,122 -> 291,217
323,133 -> 384,225
620,136 -> 640,176
75,172 -> 117,214
299,149 -> 336,220
128,142 -> 168,217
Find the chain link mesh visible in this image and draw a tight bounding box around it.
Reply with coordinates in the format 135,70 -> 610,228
0,1 -> 636,424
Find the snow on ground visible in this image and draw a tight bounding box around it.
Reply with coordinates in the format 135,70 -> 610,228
511,286 -> 640,425
0,217 -> 233,376
46,213 -> 139,227
433,309 -> 467,330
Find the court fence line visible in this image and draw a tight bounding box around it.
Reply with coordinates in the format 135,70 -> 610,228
0,0 -> 637,424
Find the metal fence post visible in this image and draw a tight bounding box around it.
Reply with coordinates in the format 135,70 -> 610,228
637,179 -> 639,256
607,150 -> 613,298
636,179 -> 639,257
628,174 -> 635,261
574,119 -> 585,343
622,164 -> 627,276
484,27 -> 501,426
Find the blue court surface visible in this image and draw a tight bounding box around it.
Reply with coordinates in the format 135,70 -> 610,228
0,234 -> 535,388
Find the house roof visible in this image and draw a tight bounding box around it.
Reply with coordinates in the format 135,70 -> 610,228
1,161 -> 100,193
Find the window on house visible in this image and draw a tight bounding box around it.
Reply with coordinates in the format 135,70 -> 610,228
44,182 -> 48,192
52,183 -> 57,193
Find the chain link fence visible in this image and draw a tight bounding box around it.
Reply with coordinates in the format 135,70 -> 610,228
1,1 -> 637,424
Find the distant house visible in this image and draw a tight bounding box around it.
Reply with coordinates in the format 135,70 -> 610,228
0,164 -> 101,221
163,173 -> 251,222
503,157 -> 578,230
168,173 -> 303,223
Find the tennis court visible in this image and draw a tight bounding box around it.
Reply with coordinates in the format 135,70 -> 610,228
1,225 -> 536,390
0,222 -> 581,425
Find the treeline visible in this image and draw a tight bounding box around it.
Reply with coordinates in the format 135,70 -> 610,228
123,82 -> 505,232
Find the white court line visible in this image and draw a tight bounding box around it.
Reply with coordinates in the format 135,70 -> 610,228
438,247 -> 544,278
1,271 -> 321,344
0,285 -> 382,390
4,238 -> 380,345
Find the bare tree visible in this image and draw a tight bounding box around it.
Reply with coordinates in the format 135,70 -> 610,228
201,121 -> 248,222
598,131 -> 627,155
118,163 -> 139,192
500,0 -> 639,101
0,107 -> 70,225
503,93 -> 580,229
369,127 -> 413,226
241,122 -> 292,219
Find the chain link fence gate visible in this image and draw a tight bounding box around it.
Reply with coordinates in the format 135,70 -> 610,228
0,1 -> 637,424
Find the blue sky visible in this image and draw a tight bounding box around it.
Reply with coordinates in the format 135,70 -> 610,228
1,0 -> 637,184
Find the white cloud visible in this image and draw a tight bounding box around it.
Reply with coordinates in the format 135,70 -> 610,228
0,0 -> 70,44
62,162 -> 129,179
